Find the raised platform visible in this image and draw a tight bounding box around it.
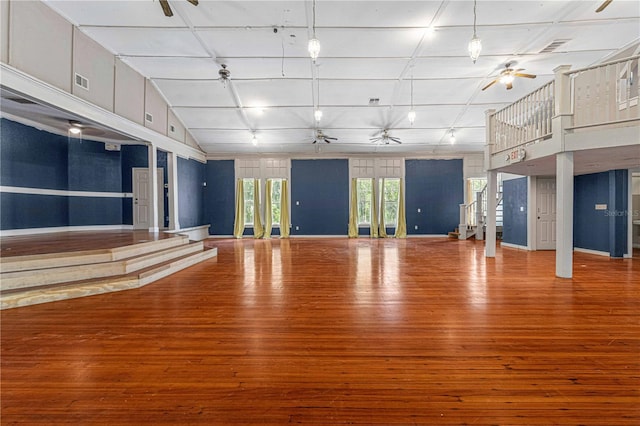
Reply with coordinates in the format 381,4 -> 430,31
0,230 -> 217,309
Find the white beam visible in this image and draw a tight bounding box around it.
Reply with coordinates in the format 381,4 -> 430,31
148,145 -> 159,232
168,151 -> 180,231
485,170 -> 498,257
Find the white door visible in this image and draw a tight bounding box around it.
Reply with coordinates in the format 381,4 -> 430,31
133,168 -> 150,230
536,178 -> 557,250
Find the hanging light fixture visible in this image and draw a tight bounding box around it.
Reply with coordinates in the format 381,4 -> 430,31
408,69 -> 416,126
314,65 -> 323,122
251,133 -> 258,146
449,130 -> 456,144
308,0 -> 320,61
468,0 -> 482,63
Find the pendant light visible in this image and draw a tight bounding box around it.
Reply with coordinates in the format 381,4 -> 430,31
449,130 -> 456,144
468,0 -> 482,63
308,0 -> 320,62
314,65 -> 323,122
251,132 -> 258,146
407,70 -> 416,126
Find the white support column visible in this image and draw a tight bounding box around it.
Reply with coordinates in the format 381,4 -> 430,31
148,144 -> 159,232
627,170 -> 633,258
527,176 -> 537,251
485,170 -> 498,257
556,152 -> 574,278
167,151 -> 180,231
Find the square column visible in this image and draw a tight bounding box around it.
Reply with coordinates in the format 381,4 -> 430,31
556,152 -> 574,278
167,151 -> 180,231
485,170 -> 498,257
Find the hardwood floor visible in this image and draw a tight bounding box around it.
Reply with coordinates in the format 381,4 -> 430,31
2,238 -> 638,424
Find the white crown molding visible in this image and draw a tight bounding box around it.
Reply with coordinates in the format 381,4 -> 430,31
0,186 -> 133,198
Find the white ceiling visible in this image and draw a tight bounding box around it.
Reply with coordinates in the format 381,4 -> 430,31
34,0 -> 640,155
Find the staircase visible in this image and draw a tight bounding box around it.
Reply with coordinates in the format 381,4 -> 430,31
453,183 -> 503,240
0,235 -> 217,309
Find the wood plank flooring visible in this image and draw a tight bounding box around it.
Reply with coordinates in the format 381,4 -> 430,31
0,230 -> 172,257
2,238 -> 638,424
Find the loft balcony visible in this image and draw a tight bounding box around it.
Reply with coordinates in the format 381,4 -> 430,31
486,54 -> 640,176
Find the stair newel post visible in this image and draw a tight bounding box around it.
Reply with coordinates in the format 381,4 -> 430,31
476,190 -> 484,241
459,203 -> 467,239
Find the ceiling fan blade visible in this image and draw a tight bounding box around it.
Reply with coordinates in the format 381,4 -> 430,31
159,0 -> 173,16
323,138 -> 331,144
324,136 -> 337,140
482,79 -> 498,91
186,0 -> 199,5
312,139 -> 317,144
514,73 -> 536,79
596,0 -> 613,12
389,137 -> 402,144
506,82 -> 513,90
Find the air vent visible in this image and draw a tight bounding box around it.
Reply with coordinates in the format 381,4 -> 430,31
145,112 -> 153,123
75,73 -> 89,90
539,39 -> 571,54
105,143 -> 121,151
369,98 -> 380,105
6,97 -> 37,105
170,124 -> 176,133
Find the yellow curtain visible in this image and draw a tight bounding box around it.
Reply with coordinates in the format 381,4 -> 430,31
379,178 -> 388,238
394,178 -> 407,238
280,179 -> 290,238
371,178 -> 379,238
233,178 -> 245,238
264,179 -> 273,238
348,178 -> 359,238
253,178 -> 265,239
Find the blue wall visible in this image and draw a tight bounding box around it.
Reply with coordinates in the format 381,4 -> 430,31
178,157 -> 206,229
0,118 -> 148,230
291,159 -> 349,235
502,177 -> 528,246
204,160 -> 235,235
405,159 -> 464,234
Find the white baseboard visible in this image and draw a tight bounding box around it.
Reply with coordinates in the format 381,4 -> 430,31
407,234 -> 449,238
574,247 -> 609,257
0,225 -> 134,237
501,242 -> 528,250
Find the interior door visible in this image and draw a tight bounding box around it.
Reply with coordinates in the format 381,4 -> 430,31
157,168 -> 165,229
133,168 -> 150,230
536,178 -> 557,250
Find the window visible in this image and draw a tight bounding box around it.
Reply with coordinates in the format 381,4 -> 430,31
467,178 -> 487,205
243,178 -> 256,225
270,179 -> 282,226
356,178 -> 372,225
382,178 -> 400,225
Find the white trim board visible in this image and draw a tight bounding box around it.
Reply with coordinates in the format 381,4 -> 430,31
0,225 -> 134,237
574,247 -> 610,257
0,185 -> 133,198
501,242 -> 529,250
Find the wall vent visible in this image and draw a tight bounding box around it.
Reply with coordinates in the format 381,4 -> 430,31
145,112 -> 153,123
75,73 -> 89,90
368,98 -> 380,105
105,143 -> 121,151
539,39 -> 571,54
170,124 -> 176,133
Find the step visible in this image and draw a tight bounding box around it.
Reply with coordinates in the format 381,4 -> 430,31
0,247 -> 218,310
0,235 -> 189,273
1,241 -> 203,291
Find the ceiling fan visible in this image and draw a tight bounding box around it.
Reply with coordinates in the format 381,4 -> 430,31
596,0 -> 612,12
370,129 -> 402,144
482,63 -> 536,91
159,0 -> 198,17
312,130 -> 337,144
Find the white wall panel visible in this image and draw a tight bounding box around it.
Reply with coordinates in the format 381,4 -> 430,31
167,109 -> 186,143
114,59 -> 145,125
9,1 -> 72,92
72,28 -> 114,112
1,0 -> 9,64
144,80 -> 168,135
